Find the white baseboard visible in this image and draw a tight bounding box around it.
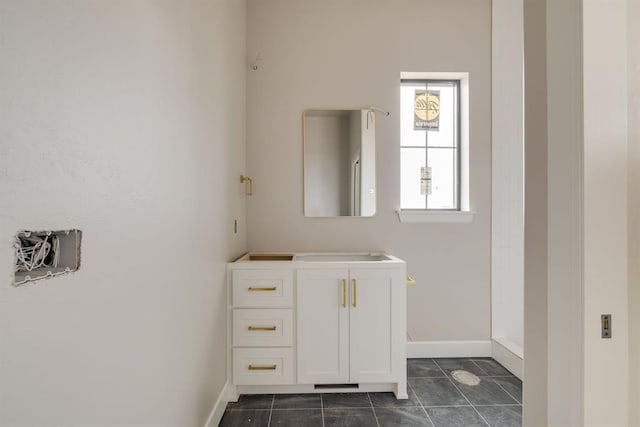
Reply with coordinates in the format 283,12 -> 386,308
491,338 -> 523,380
203,381 -> 235,427
407,340 -> 492,358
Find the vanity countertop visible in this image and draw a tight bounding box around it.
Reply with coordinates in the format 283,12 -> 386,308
231,252 -> 405,266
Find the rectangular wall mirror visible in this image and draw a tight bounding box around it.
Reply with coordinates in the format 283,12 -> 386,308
303,109 -> 376,217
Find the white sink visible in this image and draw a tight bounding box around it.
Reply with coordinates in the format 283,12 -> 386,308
294,253 -> 391,262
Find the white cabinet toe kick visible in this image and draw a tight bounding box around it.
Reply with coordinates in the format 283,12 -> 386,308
226,253 -> 407,400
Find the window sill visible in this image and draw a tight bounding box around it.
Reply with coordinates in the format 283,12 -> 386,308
396,210 -> 475,223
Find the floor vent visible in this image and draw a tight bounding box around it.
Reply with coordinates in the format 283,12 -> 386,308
314,384 -> 359,389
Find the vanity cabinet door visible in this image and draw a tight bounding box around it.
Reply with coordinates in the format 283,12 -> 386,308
348,269 -> 402,383
297,269 -> 350,384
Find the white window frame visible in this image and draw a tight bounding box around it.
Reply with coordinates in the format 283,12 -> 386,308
397,71 -> 474,223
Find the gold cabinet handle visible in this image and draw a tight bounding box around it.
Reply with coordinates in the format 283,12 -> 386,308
248,364 -> 277,371
247,326 -> 277,331
342,279 -> 347,308
352,278 -> 357,307
407,276 -> 416,286
248,286 -> 277,292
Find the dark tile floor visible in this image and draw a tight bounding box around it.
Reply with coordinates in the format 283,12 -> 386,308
220,358 -> 522,427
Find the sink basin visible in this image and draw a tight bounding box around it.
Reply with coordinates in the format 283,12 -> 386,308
295,254 -> 391,262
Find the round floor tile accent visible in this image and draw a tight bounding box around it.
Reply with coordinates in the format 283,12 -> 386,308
451,370 -> 481,386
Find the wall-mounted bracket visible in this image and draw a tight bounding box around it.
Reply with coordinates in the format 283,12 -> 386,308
251,53 -> 263,71
240,175 -> 253,196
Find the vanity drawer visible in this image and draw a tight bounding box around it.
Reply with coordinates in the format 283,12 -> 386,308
232,269 -> 293,307
233,309 -> 293,347
233,348 -> 294,385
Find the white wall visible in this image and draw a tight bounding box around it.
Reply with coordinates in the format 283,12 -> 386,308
246,0 -> 491,343
0,1 -> 247,425
583,1 -> 629,425
491,0 -> 524,365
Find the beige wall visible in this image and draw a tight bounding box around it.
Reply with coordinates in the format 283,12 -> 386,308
0,1 -> 246,425
491,0 -> 524,355
523,0 -> 548,424
583,1 -> 629,425
628,0 -> 640,424
246,0 -> 492,342
525,0 -> 636,424
546,0 -> 584,424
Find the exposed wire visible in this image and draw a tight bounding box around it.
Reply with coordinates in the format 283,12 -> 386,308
14,233 -> 59,272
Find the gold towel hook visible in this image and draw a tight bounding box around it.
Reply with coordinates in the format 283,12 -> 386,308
240,175 -> 253,196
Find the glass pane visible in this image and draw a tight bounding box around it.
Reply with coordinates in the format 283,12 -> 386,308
427,148 -> 457,209
400,84 -> 427,147
401,147 -> 426,209
426,83 -> 456,148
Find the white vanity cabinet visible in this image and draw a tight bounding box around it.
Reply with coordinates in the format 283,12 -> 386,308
297,268 -> 405,385
227,253 -> 407,399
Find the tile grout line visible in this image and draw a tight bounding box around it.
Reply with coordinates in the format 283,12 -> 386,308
469,359 -> 491,377
471,359 -> 520,405
477,375 -> 519,379
320,393 -> 325,427
407,375 -> 436,427
474,404 -> 522,407
267,394 -> 275,427
409,376 -> 451,378
433,359 -> 492,427
223,402 -> 524,412
407,358 -> 447,379
471,359 -> 518,378
367,393 -> 382,427
271,407 -> 330,410
491,379 -> 521,405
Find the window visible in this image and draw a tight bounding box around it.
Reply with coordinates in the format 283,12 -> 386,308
398,72 -> 472,223
400,79 -> 460,210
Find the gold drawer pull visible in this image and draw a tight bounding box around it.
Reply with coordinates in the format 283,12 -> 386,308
352,279 -> 357,307
248,286 -> 277,292
342,279 -> 347,308
247,326 -> 277,331
248,364 -> 277,371
407,276 -> 416,286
